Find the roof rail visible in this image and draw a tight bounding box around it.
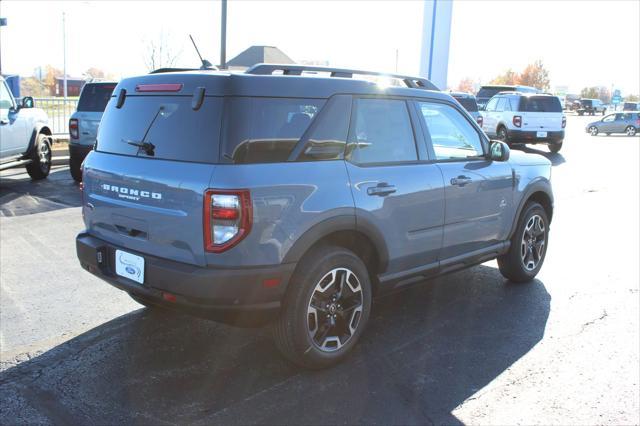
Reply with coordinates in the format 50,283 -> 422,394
245,63 -> 439,91
150,66 -> 219,74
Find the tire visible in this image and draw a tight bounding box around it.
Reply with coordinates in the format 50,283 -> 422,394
25,133 -> 52,180
497,126 -> 509,144
626,126 -> 637,136
606,133 -> 611,136
589,126 -> 599,136
69,149 -> 83,182
548,142 -> 562,153
272,245 -> 372,369
578,111 -> 583,116
498,202 -> 549,283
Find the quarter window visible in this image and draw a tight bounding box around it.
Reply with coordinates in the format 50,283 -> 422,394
347,98 -> 418,164
418,102 -> 485,160
485,97 -> 498,112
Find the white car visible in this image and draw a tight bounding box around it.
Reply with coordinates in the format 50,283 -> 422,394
482,92 -> 566,153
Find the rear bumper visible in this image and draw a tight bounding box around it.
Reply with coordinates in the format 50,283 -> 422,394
76,232 -> 295,322
68,143 -> 94,160
508,129 -> 564,144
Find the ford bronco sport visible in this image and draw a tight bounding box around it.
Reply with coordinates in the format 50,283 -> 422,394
76,64 -> 554,368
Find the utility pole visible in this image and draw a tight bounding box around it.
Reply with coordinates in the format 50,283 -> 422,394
395,49 -> 399,73
62,12 -> 67,100
220,0 -> 227,69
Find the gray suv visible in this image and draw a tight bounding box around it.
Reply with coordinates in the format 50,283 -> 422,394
76,65 -> 554,368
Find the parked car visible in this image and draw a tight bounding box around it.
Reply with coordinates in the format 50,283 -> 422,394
623,102 -> 639,111
0,76 -> 53,179
481,92 -> 565,152
586,112 -> 640,136
68,81 -> 117,181
76,64 -> 554,368
476,84 -> 538,110
450,91 -> 483,127
577,98 -> 606,115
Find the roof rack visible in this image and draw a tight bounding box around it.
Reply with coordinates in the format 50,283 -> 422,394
245,63 -> 439,91
150,66 -> 219,74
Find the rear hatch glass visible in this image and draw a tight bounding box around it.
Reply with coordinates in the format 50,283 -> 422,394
77,84 -> 117,112
519,96 -> 562,112
453,97 -> 478,112
96,96 -> 223,163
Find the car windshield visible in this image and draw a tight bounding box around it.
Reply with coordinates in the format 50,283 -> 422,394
77,84 -> 117,112
454,97 -> 478,112
519,96 -> 562,112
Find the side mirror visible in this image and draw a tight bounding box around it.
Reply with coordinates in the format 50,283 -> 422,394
489,140 -> 510,162
17,96 -> 34,110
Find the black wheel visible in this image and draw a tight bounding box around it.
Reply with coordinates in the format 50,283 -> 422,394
626,126 -> 637,136
589,126 -> 599,136
578,111 -> 584,116
548,142 -> 562,153
25,133 -> 52,180
69,149 -> 83,182
606,133 -> 611,136
272,245 -> 372,369
497,126 -> 509,143
498,202 -> 549,283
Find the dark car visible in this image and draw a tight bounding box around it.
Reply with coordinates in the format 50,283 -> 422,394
450,91 -> 483,127
623,102 -> 639,111
577,98 -> 606,115
476,84 -> 538,110
76,64 -> 554,368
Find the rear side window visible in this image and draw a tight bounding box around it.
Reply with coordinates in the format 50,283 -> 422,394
519,96 -> 562,112
96,96 -> 223,163
347,98 -> 417,164
222,97 -> 324,164
77,84 -> 117,112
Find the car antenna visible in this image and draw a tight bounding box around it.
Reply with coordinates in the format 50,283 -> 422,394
189,34 -> 216,70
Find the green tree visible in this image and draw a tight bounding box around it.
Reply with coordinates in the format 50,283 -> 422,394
519,59 -> 550,91
581,87 -> 599,99
626,94 -> 639,102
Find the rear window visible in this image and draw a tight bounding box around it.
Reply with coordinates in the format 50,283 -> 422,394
96,96 -> 223,163
453,96 -> 478,112
77,84 -> 117,112
222,97 -> 324,164
519,96 -> 562,112
581,99 -> 593,106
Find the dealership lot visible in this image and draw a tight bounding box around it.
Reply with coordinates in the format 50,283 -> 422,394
1,114 -> 638,424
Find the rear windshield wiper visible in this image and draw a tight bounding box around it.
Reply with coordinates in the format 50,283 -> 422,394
122,139 -> 155,156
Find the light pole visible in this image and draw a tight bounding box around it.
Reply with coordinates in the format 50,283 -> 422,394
220,0 -> 227,69
62,12 -> 67,100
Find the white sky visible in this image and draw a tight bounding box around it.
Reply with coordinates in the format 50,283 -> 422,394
1,0 -> 639,95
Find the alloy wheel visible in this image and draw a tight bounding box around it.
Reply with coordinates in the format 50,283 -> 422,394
521,214 -> 545,271
307,268 -> 364,352
38,139 -> 51,173
589,126 -> 598,136
627,126 -> 636,136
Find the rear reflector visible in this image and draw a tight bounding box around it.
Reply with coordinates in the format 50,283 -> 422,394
135,83 -> 183,93
162,292 -> 177,303
263,278 -> 281,288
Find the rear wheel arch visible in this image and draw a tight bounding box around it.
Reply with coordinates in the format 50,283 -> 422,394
509,185 -> 553,239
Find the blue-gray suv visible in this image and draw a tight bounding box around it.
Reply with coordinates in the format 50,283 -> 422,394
76,64 -> 554,368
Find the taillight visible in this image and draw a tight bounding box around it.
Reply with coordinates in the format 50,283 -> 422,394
513,115 -> 522,128
204,189 -> 252,253
476,115 -> 483,127
562,116 -> 567,128
69,118 -> 79,139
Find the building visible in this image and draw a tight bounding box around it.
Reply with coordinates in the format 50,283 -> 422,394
54,76 -> 85,97
225,46 -> 294,70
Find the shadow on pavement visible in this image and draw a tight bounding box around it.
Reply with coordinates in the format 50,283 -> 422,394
0,265 -> 550,425
0,167 -> 81,217
514,145 -> 566,166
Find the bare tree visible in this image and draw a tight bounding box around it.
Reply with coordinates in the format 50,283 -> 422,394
143,31 -> 182,72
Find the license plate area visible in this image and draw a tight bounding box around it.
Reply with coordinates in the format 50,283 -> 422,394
115,249 -> 145,284
536,131 -> 548,138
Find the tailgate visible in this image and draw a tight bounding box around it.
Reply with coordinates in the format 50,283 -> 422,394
522,113 -> 563,131
83,152 -> 215,266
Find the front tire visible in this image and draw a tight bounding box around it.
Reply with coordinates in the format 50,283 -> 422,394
548,142 -> 562,153
25,133 -> 52,180
589,126 -> 599,136
498,202 -> 549,283
626,126 -> 637,136
272,245 -> 372,369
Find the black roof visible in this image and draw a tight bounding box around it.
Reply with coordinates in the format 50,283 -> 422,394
114,64 -> 447,101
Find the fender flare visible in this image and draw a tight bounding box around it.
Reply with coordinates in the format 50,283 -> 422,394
508,179 -> 554,239
282,214 -> 389,273
26,124 -> 53,156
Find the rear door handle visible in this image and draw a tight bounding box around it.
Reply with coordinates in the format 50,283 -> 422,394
367,183 -> 397,196
450,175 -> 472,186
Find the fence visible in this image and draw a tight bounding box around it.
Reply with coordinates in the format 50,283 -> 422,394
33,98 -> 78,136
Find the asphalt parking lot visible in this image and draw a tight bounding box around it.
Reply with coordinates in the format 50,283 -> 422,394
1,114 -> 638,425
